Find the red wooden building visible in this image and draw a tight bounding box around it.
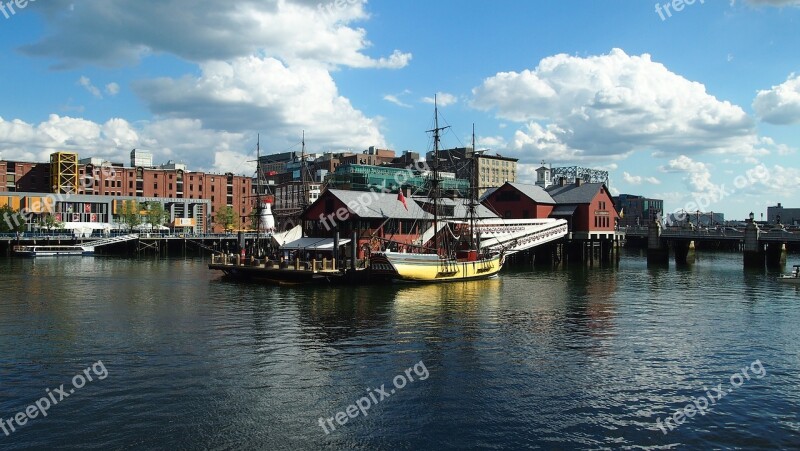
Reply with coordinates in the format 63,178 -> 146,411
481,182 -> 556,219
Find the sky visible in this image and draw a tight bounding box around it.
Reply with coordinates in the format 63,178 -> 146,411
0,0 -> 799,220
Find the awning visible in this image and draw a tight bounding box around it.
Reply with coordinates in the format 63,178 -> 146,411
551,205 -> 577,217
280,237 -> 352,251
271,225 -> 303,246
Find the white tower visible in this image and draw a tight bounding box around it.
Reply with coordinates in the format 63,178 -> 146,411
535,163 -> 551,188
260,202 -> 275,233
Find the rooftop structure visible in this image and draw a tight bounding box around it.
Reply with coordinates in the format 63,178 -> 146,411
130,149 -> 153,168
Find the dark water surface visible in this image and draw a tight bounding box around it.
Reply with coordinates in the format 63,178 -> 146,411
1,252 -> 799,449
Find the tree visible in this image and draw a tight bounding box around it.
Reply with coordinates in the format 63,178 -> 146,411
43,213 -> 63,230
120,200 -> 142,231
145,202 -> 169,229
215,206 -> 239,232
0,204 -> 26,233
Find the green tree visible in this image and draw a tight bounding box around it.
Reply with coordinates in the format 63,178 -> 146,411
215,206 -> 239,232
146,202 -> 169,229
0,204 -> 26,233
43,213 -> 63,230
120,200 -> 142,231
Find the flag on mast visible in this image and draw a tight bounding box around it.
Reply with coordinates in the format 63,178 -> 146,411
397,190 -> 408,210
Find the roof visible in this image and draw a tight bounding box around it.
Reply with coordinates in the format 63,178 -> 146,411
479,187 -> 498,201
492,182 -> 555,204
551,205 -> 578,216
411,196 -> 499,219
546,182 -> 606,205
325,189 -> 430,220
281,237 -> 351,251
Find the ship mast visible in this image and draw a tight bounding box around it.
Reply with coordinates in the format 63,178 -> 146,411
256,134 -> 261,250
427,95 -> 449,255
470,124 -> 476,250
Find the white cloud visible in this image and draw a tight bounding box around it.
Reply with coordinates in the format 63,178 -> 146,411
78,76 -> 102,99
477,135 -> 507,150
383,93 -> 412,108
472,48 -> 764,164
660,155 -> 716,193
133,57 -> 384,150
0,115 -> 257,174
753,73 -> 800,125
422,92 -> 458,107
105,82 -> 120,96
745,0 -> 800,6
622,171 -> 661,185
22,0 -> 411,70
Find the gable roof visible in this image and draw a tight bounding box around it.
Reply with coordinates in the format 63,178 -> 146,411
411,196 -> 499,219
487,182 -> 556,204
323,189 -> 430,220
545,182 -> 607,205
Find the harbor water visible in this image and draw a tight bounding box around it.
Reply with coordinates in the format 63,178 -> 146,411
0,252 -> 799,449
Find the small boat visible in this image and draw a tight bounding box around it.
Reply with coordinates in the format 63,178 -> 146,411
778,265 -> 800,285
13,245 -> 94,257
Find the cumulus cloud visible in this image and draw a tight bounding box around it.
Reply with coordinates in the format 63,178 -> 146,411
133,57 -> 385,150
472,48 -> 764,164
422,92 -> 458,107
753,73 -> 800,125
0,115 -> 258,174
21,0 -> 411,70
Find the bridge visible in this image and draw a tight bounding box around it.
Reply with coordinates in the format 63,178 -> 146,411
631,223 -> 800,268
623,226 -> 800,243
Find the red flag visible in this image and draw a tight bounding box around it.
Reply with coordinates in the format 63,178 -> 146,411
397,190 -> 408,210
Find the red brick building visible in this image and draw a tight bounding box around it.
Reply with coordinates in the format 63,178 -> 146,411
1,158 -> 254,232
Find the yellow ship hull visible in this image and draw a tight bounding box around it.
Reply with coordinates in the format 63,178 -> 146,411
370,252 -> 504,282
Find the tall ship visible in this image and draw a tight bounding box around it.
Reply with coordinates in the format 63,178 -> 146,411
368,99 -> 566,283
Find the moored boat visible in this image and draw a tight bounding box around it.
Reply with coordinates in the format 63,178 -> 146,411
778,265 -> 800,285
13,245 -> 94,257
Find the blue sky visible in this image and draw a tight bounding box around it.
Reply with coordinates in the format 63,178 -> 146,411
0,0 -> 798,220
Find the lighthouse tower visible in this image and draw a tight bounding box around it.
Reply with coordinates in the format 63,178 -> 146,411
260,202 -> 275,233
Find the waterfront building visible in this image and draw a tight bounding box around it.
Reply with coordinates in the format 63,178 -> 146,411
482,180 -> 618,239
768,203 -> 800,225
614,194 -> 664,227
1,155 -> 254,233
0,191 -> 209,234
302,189 -> 431,258
326,164 -> 470,197
481,182 -> 556,219
545,179 -> 618,239
0,160 -> 51,192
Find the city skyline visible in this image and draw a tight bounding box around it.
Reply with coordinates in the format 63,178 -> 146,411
0,1 -> 798,219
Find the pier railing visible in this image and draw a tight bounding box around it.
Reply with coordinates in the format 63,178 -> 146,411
210,254 -> 349,272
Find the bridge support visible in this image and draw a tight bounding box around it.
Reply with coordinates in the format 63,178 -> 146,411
765,242 -> 786,269
647,220 -> 669,265
743,220 -> 764,269
673,239 -> 696,265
